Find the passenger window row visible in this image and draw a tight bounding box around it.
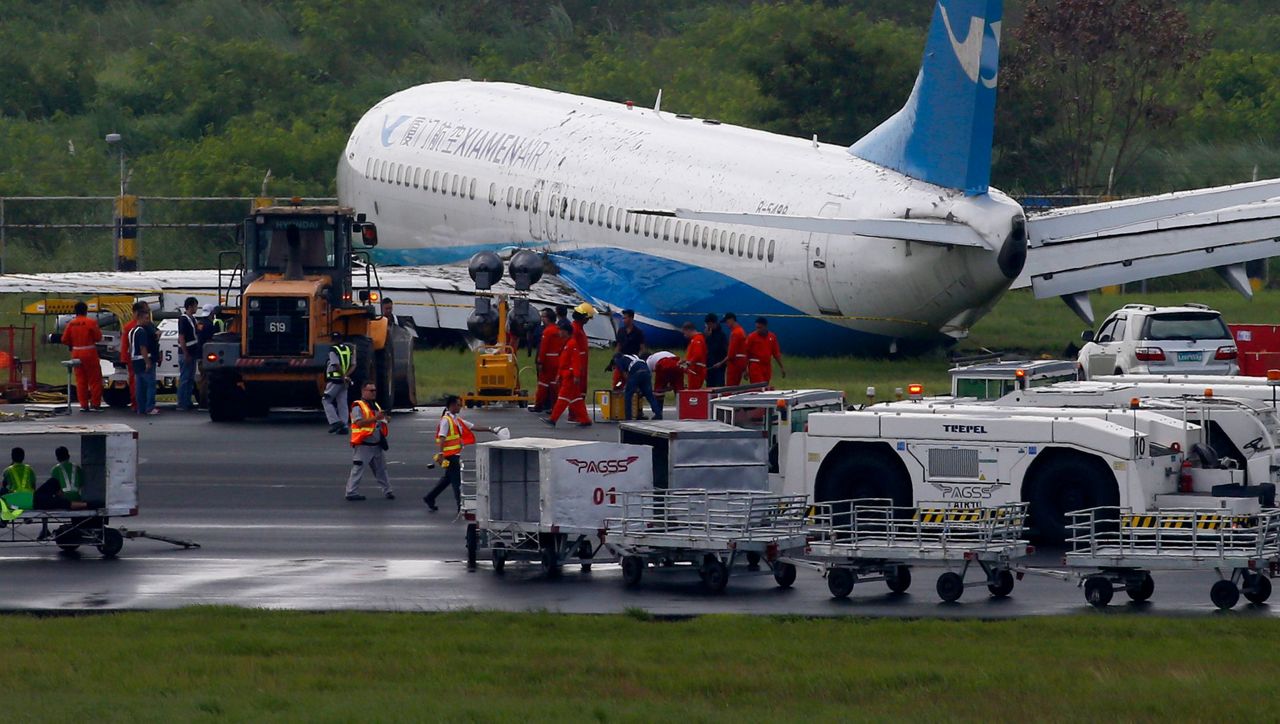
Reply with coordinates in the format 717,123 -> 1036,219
363,157 -> 477,201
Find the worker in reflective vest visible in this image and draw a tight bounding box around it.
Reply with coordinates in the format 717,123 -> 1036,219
532,308 -> 562,413
424,394 -> 498,512
724,312 -> 748,386
680,322 -> 707,390
344,382 -> 393,502
323,339 -> 355,434
50,446 -> 83,503
0,446 -> 36,512
544,321 -> 590,427
746,317 -> 786,384
61,301 -> 103,412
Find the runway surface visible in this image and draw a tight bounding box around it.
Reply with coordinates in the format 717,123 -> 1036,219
0,404 -> 1274,616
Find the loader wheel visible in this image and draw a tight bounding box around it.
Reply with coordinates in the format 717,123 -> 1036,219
389,325 -> 418,409
1210,579 -> 1240,610
987,570 -> 1015,598
1026,453 -> 1118,545
207,379 -> 245,422
936,571 -> 965,602
827,568 -> 855,599
375,348 -> 395,410
1127,573 -> 1155,603
1084,575 -> 1113,607
772,562 -> 797,589
621,556 -> 644,587
1244,572 -> 1272,604
97,527 -> 124,558
815,448 -> 912,508
103,386 -> 131,409
886,565 -> 912,593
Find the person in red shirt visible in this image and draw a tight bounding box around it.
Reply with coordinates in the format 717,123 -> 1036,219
746,317 -> 786,384
723,312 -> 748,386
648,351 -> 684,393
544,322 -> 590,427
680,322 -> 707,389
61,301 -> 104,411
119,300 -> 149,410
532,308 -> 563,413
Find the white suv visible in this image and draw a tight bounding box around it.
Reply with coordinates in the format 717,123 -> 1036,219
1077,303 -> 1238,379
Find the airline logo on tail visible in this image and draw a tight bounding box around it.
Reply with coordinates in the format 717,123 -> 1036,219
940,6 -> 1001,88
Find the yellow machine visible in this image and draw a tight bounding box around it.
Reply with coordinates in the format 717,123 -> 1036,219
201,204 -> 417,421
463,296 -> 532,408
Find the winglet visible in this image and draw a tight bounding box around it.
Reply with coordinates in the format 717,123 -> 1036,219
849,0 -> 1003,196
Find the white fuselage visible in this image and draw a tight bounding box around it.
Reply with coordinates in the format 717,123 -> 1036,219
338,81 -> 1026,354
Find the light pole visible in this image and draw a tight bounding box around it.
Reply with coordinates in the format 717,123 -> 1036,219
104,132 -> 124,197
105,132 -> 138,270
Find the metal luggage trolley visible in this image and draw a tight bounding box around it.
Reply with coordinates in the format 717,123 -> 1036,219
606,489 -> 809,592
1065,506 -> 1280,609
789,499 -> 1031,602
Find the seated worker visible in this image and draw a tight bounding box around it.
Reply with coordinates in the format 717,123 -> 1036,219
0,447 -> 36,512
33,446 -> 89,511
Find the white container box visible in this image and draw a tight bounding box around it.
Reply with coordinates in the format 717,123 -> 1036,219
476,438 -> 653,533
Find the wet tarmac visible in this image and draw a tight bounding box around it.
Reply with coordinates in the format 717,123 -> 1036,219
0,405 -> 1275,617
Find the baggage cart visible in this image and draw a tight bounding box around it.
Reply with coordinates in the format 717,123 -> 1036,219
467,437 -> 652,575
606,489 -> 809,592
788,499 -> 1031,602
0,423 -> 137,557
1064,505 -> 1280,609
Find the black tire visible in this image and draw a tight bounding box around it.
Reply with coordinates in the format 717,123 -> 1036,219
621,556 -> 644,587
97,527 -> 123,558
746,551 -> 761,570
350,337 -> 374,398
540,545 -> 561,578
936,571 -> 965,602
1084,575 -> 1113,607
1026,453 -> 1119,545
57,544 -> 79,553
375,347 -> 395,411
491,548 -> 506,574
207,376 -> 246,422
886,565 -> 912,593
987,569 -> 1015,598
389,325 -> 418,409
1244,573 -> 1272,604
815,448 -> 912,507
465,524 -> 478,568
1127,573 -> 1155,602
772,562 -> 797,589
827,568 -> 855,599
703,559 -> 730,593
103,386 -> 130,408
1211,579 -> 1240,610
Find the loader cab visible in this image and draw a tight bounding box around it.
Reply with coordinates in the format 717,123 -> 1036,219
713,389 -> 846,476
242,207 -> 358,305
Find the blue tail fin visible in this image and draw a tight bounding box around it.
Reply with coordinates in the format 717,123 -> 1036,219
849,0 -> 1002,196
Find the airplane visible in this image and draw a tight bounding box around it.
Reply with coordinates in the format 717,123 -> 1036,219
5,0 -> 1280,355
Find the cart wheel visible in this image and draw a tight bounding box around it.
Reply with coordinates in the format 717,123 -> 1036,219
1244,572 -> 1272,604
491,549 -> 506,574
746,551 -> 761,571
703,560 -> 730,593
1126,573 -> 1155,603
465,524 -> 479,568
826,568 -> 855,599
540,546 -> 561,578
580,563 -> 592,572
1211,579 -> 1240,610
986,570 -> 1015,598
1084,576 -> 1113,607
621,556 -> 644,587
57,544 -> 80,553
772,562 -> 797,589
96,527 -> 124,558
885,565 -> 912,594
936,571 -> 965,602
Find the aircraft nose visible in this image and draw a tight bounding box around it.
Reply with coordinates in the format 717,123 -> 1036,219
997,214 -> 1028,280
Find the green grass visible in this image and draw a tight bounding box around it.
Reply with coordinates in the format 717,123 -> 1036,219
5,609 -> 1279,720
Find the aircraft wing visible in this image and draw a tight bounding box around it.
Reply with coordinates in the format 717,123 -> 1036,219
0,266 -> 618,346
1016,179 -> 1280,322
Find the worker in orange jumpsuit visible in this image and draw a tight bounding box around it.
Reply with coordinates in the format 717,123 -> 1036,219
680,322 -> 707,389
532,308 -> 563,413
61,301 -> 104,411
723,312 -> 748,386
119,300 -> 148,410
544,321 -> 590,427
745,317 -> 786,384
648,351 -> 684,393
571,302 -> 593,378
